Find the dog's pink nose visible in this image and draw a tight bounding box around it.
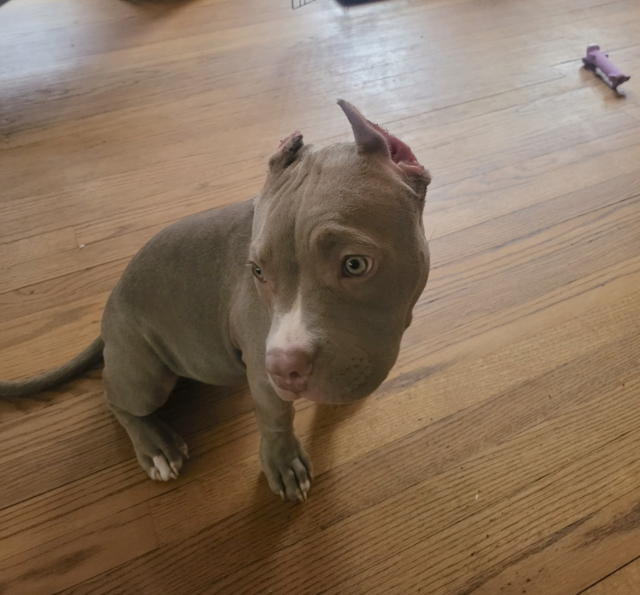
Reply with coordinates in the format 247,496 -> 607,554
266,347 -> 314,394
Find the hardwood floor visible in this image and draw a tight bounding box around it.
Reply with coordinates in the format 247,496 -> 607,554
1,0 -> 639,593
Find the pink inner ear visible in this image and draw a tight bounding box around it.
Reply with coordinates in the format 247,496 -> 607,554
367,120 -> 420,167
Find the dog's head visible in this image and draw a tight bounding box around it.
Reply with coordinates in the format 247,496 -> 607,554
250,100 -> 431,404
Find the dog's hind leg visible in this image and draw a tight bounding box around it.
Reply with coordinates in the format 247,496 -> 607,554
103,341 -> 188,481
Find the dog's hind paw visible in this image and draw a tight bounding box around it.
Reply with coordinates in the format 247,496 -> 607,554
128,416 -> 189,482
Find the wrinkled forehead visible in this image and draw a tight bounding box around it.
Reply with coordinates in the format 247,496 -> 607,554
300,144 -> 418,236
308,142 -> 396,188
252,142 -> 419,256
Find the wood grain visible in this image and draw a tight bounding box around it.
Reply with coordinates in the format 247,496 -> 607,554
583,557 -> 640,594
1,0 -> 639,593
0,504 -> 157,595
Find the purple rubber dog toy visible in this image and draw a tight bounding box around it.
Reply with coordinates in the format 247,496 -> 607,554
582,45 -> 631,91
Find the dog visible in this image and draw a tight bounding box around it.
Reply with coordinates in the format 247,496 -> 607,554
0,101 -> 431,502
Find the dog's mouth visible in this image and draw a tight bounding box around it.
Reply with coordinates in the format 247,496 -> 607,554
268,375 -> 303,401
274,387 -> 302,402
268,375 -> 328,403
268,352 -> 378,404
269,375 -> 370,405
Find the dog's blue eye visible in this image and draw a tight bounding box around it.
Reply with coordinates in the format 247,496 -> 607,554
343,256 -> 371,277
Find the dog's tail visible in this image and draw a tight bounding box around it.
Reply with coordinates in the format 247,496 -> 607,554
0,337 -> 104,398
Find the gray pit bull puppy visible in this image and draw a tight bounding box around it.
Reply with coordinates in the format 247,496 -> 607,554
0,101 -> 431,502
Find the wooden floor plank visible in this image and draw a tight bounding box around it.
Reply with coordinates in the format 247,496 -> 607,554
199,383 -> 640,595
2,0 -> 640,593
626,104 -> 640,122
0,259 -> 128,322
2,192 -> 638,495
312,431 -> 640,595
5,2 -> 638,215
56,95 -> 640,245
0,385 -> 251,562
151,285 -> 640,543
1,199 -> 638,533
582,557 -> 640,594
57,329 -> 640,595
0,252 -> 635,564
3,136 -> 640,380
0,504 -> 157,595
0,296 -> 105,379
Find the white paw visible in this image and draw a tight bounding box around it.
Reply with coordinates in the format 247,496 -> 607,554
150,455 -> 179,481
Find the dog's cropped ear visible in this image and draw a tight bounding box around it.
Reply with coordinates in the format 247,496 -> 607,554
268,131 -> 304,173
338,99 -> 431,199
338,99 -> 390,158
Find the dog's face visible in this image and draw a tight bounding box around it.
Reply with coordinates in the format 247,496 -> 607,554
250,101 -> 431,404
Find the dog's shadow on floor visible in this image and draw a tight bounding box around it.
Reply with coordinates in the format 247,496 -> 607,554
305,399 -> 367,472
202,399 -> 369,582
158,378 -> 252,436
154,381 -> 368,583
160,379 -> 367,474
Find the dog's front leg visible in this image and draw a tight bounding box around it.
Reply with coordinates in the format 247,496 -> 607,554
249,375 -> 313,502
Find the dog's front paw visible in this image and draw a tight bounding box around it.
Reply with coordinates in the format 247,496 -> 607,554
260,434 -> 313,502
